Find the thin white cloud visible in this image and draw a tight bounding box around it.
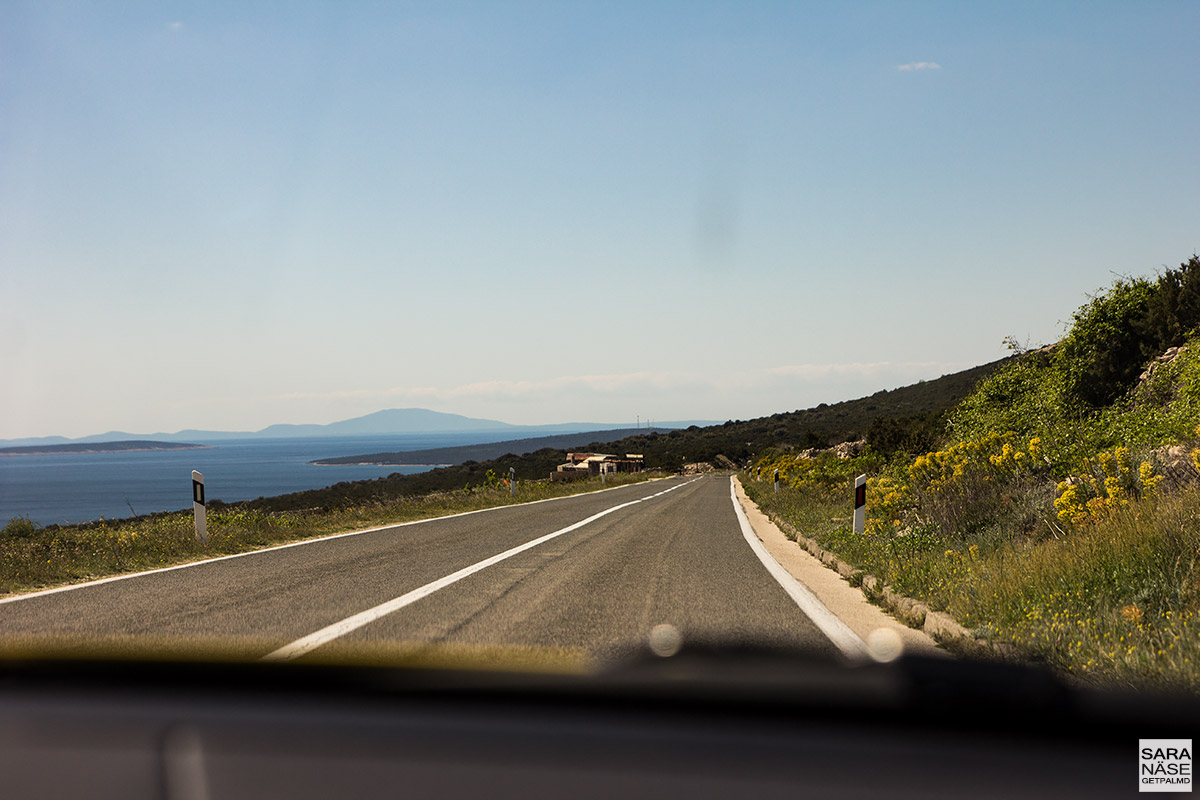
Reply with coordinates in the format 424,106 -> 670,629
764,361 -> 965,378
273,362 -> 972,405
169,21 -> 183,31
443,372 -> 693,399
896,61 -> 941,72
276,386 -> 438,402
230,360 -> 984,429
274,372 -> 689,404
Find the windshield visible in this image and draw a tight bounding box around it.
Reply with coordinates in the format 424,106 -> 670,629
2,1 -> 1199,698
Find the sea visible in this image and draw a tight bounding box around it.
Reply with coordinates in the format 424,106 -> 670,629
0,433 -> 510,527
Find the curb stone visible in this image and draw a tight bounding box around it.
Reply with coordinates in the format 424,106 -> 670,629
924,611 -> 968,641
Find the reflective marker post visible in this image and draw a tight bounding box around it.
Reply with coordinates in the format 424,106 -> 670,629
192,470 -> 207,544
853,474 -> 867,534
509,467 -> 516,496
773,469 -> 779,494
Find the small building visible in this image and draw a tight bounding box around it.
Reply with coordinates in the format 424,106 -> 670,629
552,452 -> 644,480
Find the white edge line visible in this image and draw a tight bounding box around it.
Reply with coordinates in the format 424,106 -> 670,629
264,477 -> 701,661
729,476 -> 868,660
0,476 -> 677,607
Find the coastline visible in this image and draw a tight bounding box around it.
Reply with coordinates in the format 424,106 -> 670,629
0,445 -> 211,458
311,461 -> 453,468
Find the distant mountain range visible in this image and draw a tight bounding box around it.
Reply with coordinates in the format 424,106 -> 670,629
0,409 -> 720,448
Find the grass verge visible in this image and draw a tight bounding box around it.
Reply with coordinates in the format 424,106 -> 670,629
743,473 -> 1200,692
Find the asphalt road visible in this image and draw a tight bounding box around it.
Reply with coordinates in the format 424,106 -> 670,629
0,475 -> 841,661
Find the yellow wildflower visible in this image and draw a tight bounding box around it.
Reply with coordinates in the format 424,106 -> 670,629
1138,461 -> 1160,495
1104,476 -> 1126,507
1114,446 -> 1132,476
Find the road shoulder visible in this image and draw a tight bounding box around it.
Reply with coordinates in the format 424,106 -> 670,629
732,477 -> 943,658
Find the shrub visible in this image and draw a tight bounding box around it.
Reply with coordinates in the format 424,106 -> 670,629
948,350 -> 1088,469
866,411 -> 948,457
1055,277 -> 1156,408
2,516 -> 40,539
1146,255 -> 1200,351
1052,255 -> 1200,411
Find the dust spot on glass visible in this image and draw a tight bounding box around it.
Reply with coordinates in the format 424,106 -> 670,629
866,627 -> 904,663
648,623 -> 682,657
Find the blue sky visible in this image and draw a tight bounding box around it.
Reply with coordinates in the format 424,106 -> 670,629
2,1 -> 1197,438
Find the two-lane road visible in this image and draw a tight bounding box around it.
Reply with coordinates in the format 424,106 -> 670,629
0,475 -> 847,661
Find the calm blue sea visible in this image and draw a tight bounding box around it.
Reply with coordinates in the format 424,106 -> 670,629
0,434 -> 503,527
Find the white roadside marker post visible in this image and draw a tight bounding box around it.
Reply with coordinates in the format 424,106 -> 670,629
853,473 -> 867,534
192,470 -> 207,544
509,467 -> 516,496
774,469 -> 779,494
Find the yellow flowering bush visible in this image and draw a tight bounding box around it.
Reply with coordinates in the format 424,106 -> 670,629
865,473 -> 912,527
1053,446 -> 1161,524
753,451 -> 866,494
892,433 -> 1050,536
757,434 -> 1054,539
1053,480 -> 1088,524
906,433 -> 1042,489
757,433 -> 1057,540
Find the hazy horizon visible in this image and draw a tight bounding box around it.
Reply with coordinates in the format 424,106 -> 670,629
4,2 -> 1197,439
0,405 -> 726,444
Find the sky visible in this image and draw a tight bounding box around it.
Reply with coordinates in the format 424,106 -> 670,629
2,1 -> 1197,439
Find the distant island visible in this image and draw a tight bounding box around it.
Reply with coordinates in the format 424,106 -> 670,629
0,440 -> 208,457
311,428 -> 670,467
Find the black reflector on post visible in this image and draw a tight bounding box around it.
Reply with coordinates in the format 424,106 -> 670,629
192,470 -> 207,544
853,474 -> 866,534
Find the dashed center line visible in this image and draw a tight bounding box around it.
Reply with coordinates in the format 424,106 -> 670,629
263,479 -> 699,661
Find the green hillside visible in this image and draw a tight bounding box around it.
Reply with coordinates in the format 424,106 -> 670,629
620,356 -> 1007,468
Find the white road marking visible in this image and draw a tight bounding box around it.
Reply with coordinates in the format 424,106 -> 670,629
263,478 -> 700,661
0,478 -> 674,607
729,476 -> 869,660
